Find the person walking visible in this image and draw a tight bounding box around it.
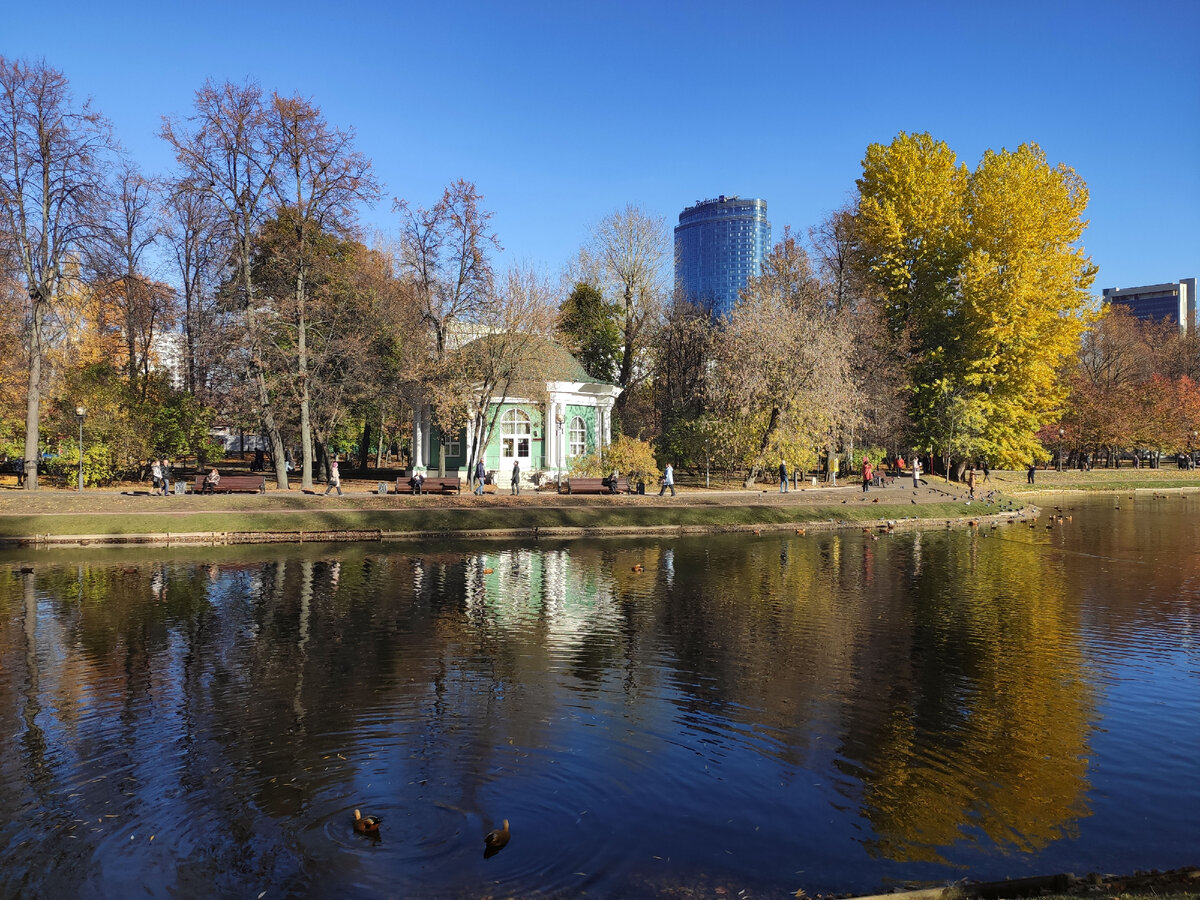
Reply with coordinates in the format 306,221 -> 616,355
778,460 -> 788,493
981,459 -> 990,482
474,458 -> 486,495
15,456 -> 25,487
967,467 -> 977,500
862,457 -> 873,493
150,459 -> 163,496
659,462 -> 675,497
912,456 -> 922,490
829,453 -> 838,487
161,458 -> 173,497
511,460 -> 520,496
324,458 -> 343,496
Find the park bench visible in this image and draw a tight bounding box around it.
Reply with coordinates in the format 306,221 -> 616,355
561,476 -> 631,495
395,475 -> 462,495
193,474 -> 266,494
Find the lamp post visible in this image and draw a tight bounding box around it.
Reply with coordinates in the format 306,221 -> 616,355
75,406 -> 86,492
1191,430 -> 1197,470
1057,427 -> 1064,472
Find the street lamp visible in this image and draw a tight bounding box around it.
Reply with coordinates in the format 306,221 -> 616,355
1057,427 -> 1065,472
75,406 -> 86,492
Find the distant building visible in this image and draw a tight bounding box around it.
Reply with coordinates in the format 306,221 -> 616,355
674,195 -> 771,318
1102,278 -> 1197,332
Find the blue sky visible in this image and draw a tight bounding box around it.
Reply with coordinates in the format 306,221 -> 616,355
6,0 -> 1197,292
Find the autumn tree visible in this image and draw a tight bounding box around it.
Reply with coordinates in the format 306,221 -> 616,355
264,93 -> 378,489
653,293 -> 713,468
161,80 -> 290,487
0,57 -> 114,489
855,133 -> 1096,469
706,232 -> 860,484
810,204 -> 910,457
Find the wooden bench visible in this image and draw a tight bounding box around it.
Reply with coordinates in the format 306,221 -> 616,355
395,475 -> 462,495
193,474 -> 266,494
562,476 -> 631,495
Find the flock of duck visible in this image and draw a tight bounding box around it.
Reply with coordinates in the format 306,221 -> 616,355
353,810 -> 510,858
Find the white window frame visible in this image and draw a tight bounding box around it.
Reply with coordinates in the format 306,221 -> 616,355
569,416 -> 587,457
501,408 -> 532,460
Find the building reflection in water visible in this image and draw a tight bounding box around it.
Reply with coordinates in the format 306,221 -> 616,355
5,509 -> 1193,897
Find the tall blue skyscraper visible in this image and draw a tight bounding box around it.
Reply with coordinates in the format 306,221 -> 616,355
674,195 -> 771,318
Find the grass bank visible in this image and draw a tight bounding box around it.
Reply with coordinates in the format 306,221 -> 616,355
0,478 -> 1024,545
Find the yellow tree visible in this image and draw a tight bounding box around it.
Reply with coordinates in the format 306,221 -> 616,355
958,144 -> 1097,466
855,133 -> 967,463
856,134 -> 1096,470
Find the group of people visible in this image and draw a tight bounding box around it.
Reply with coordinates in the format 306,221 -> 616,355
149,458 -> 174,496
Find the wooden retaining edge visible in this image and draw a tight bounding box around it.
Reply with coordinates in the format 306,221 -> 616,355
0,513 -> 1030,548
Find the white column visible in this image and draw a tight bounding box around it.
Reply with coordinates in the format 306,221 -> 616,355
545,398 -> 557,471
602,404 -> 613,447
412,405 -> 424,469
420,407 -> 432,472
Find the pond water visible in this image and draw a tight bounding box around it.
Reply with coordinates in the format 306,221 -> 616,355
1,494 -> 1198,898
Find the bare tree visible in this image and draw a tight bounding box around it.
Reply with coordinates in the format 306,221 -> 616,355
161,80 -> 290,487
589,205 -> 669,425
89,161 -> 175,393
164,180 -> 230,397
0,57 -> 113,489
394,179 -> 500,475
458,264 -> 558,487
266,93 -> 378,489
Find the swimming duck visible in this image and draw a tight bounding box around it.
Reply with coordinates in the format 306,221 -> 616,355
484,819 -> 510,857
354,809 -> 381,835
631,564 -> 643,572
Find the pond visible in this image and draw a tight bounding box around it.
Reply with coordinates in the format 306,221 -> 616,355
1,494 -> 1198,898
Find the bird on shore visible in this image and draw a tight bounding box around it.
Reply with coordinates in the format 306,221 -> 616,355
354,809 -> 381,835
484,819 -> 510,858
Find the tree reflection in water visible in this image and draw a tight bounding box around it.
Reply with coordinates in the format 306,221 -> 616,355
1,503 -> 1198,897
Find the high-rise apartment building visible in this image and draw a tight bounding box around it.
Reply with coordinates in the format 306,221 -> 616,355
1102,278 -> 1197,332
674,195 -> 771,318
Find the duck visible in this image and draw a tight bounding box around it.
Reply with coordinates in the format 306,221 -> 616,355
354,809 -> 381,835
484,818 -> 510,857
631,564 -> 644,572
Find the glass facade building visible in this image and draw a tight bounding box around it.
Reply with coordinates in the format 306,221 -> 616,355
674,195 -> 771,318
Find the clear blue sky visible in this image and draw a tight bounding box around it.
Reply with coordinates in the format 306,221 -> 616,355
6,0 -> 1198,292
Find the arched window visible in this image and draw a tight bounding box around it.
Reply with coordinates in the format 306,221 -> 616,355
569,416 -> 587,457
501,408 -> 531,460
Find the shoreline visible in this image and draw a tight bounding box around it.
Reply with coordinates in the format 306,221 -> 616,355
4,467 -> 1198,549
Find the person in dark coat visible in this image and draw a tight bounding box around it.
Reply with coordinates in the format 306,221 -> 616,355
511,460 -> 520,495
778,461 -> 788,493
474,459 -> 486,495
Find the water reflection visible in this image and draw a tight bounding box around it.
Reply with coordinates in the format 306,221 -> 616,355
1,499 -> 1198,897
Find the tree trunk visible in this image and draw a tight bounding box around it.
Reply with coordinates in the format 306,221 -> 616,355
615,285 -> 635,419
297,270 -> 313,491
360,419 -> 372,471
375,408 -> 385,469
23,295 -> 45,491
